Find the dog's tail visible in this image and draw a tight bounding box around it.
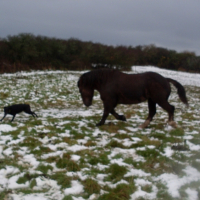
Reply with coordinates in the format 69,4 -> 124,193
166,78 -> 188,107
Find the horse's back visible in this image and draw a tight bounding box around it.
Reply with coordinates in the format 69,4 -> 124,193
117,71 -> 165,88
115,71 -> 171,104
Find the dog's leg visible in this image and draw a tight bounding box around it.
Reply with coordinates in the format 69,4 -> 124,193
24,107 -> 38,118
0,114 -> 7,121
31,111 -> 38,118
25,111 -> 38,118
33,112 -> 38,118
10,115 -> 16,122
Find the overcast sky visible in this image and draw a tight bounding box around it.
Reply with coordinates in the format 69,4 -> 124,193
1,0 -> 200,55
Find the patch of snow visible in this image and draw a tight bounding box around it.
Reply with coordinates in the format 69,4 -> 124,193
64,180 -> 84,195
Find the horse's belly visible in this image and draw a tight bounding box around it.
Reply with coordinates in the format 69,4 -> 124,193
118,95 -> 147,104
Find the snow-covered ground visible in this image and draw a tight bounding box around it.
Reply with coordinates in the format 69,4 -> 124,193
0,66 -> 200,200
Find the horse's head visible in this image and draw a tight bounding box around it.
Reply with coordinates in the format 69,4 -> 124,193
78,78 -> 94,107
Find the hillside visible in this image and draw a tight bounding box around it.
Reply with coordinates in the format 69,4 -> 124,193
0,34 -> 200,73
0,66 -> 200,200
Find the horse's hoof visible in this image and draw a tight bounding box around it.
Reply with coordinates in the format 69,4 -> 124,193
168,121 -> 177,128
119,115 -> 126,121
96,122 -> 103,126
139,120 -> 150,129
139,124 -> 145,129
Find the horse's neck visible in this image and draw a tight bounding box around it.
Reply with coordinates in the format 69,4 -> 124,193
93,73 -> 108,91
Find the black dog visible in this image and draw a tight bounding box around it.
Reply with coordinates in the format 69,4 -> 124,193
0,104 -> 38,122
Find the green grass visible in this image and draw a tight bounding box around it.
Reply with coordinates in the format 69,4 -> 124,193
156,182 -> 173,200
19,137 -> 42,149
98,183 -> 136,200
82,178 -> 101,198
105,163 -> 128,183
56,157 -> 80,171
88,152 -> 110,165
62,195 -> 73,200
36,164 -> 54,174
106,139 -> 127,148
169,128 -> 184,136
50,172 -> 72,189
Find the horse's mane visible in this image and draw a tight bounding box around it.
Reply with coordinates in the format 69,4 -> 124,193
78,68 -> 119,88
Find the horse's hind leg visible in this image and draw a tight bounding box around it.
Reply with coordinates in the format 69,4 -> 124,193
111,109 -> 126,121
140,99 -> 156,128
158,101 -> 176,128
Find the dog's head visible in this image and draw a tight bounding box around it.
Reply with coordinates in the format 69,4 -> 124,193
4,106 -> 11,114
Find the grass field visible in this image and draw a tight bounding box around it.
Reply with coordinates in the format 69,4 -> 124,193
0,67 -> 200,200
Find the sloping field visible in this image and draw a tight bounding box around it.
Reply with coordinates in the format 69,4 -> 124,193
0,66 -> 200,200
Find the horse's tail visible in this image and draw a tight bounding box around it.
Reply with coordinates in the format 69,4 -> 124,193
166,78 -> 189,107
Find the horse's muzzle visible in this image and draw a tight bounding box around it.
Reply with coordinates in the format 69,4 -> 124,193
83,100 -> 92,107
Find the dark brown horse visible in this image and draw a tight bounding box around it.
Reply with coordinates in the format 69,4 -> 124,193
77,69 -> 188,128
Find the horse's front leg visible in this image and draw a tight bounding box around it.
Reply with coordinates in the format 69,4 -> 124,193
96,110 -> 109,126
111,109 -> 126,121
96,101 -> 114,126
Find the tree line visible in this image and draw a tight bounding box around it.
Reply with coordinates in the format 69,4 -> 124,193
0,33 -> 199,73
